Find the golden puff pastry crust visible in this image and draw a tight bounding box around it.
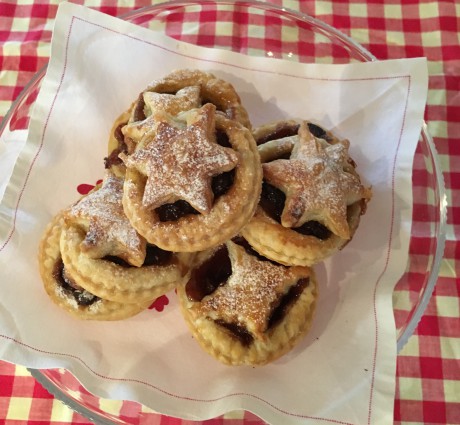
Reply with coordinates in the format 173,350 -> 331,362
241,120 -> 372,266
122,69 -> 251,151
121,103 -> 262,253
177,239 -> 318,366
38,212 -> 151,320
61,171 -> 193,303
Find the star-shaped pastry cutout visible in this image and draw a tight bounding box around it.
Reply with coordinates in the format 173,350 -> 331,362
66,171 -> 146,267
122,86 -> 201,143
263,121 -> 370,239
198,241 -> 308,341
121,103 -> 239,215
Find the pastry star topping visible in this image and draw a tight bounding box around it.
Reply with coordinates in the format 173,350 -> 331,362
199,241 -> 306,341
66,172 -> 146,267
263,121 -> 370,239
144,86 -> 201,117
122,103 -> 239,215
122,86 -> 201,142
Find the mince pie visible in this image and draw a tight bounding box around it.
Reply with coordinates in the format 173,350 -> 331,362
121,69 -> 251,152
241,120 -> 372,266
38,212 -> 151,320
121,103 -> 262,252
177,238 -> 318,365
60,171 -> 193,304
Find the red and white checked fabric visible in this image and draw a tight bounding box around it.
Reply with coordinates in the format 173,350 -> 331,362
0,0 -> 459,424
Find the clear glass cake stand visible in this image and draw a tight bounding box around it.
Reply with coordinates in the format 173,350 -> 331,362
0,1 -> 446,424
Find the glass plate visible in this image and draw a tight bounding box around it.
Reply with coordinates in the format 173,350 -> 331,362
1,0 -> 446,423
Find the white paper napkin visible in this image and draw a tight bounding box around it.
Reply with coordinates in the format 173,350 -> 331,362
0,129 -> 27,203
0,3 -> 428,425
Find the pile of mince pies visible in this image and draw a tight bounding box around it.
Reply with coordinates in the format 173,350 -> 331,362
38,69 -> 372,366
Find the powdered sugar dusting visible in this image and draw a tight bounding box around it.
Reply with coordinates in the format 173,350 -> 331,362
88,300 -> 103,313
123,104 -> 238,214
68,172 -> 145,264
55,285 -> 79,309
143,86 -> 201,117
55,284 -> 103,313
123,86 -> 202,144
200,242 -> 297,340
262,122 -> 370,237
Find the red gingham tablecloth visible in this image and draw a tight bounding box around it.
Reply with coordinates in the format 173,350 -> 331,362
0,0 -> 459,424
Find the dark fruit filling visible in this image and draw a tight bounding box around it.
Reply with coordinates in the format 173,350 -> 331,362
53,259 -> 99,306
295,221 -> 332,239
114,122 -> 126,146
143,244 -> 174,266
216,129 -> 231,147
260,181 -> 285,222
156,200 -> 200,222
256,123 -> 300,145
211,169 -> 235,197
202,98 -> 224,113
268,278 -> 309,329
215,320 -> 254,347
133,93 -> 146,122
359,198 -> 368,216
186,245 -> 232,302
103,244 -> 173,268
307,122 -> 327,139
232,236 -> 282,266
104,123 -> 128,169
260,181 -> 332,240
155,129 -> 235,222
103,256 -> 130,267
256,122 -> 330,145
